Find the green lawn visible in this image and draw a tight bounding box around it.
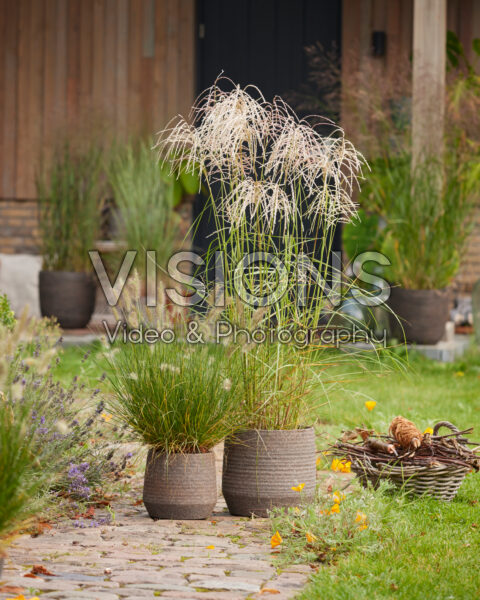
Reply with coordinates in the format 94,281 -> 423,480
302,345 -> 480,600
55,340 -> 480,599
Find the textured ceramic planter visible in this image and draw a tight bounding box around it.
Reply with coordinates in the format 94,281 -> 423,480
222,428 -> 316,517
143,449 -> 217,520
388,287 -> 450,345
0,555 -> 4,579
39,270 -> 96,329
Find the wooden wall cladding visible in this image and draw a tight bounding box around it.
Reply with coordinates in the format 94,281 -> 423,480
0,0 -> 195,200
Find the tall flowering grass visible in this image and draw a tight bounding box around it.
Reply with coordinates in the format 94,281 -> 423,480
155,79 -> 367,430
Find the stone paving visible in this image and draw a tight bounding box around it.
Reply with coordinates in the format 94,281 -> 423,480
0,450 -> 314,600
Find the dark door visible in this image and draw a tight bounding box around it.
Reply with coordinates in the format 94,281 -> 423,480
193,0 -> 342,257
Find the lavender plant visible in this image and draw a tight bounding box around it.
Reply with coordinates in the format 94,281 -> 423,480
1,316 -> 130,503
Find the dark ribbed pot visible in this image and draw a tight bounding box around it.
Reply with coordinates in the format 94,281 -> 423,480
0,555 -> 4,578
39,270 -> 96,329
388,287 -> 450,345
143,449 -> 217,520
222,428 -> 316,517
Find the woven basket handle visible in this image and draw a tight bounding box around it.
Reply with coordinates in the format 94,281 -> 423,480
433,421 -> 460,436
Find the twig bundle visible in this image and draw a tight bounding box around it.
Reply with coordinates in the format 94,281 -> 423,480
331,420 -> 480,473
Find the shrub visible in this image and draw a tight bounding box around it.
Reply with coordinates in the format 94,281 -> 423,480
0,293 -> 15,328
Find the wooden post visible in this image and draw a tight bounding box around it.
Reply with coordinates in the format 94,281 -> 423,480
412,0 -> 447,166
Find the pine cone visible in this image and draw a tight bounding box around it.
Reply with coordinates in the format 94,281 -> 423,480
389,416 -> 423,449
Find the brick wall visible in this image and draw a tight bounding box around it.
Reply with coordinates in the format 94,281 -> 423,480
0,199 -> 39,254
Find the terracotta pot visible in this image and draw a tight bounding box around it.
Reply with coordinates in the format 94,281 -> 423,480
222,428 -> 316,517
39,270 -> 96,329
143,449 -> 217,520
388,287 -> 450,345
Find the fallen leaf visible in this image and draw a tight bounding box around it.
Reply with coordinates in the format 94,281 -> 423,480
0,587 -> 24,596
30,565 -> 55,577
206,545 -> 215,549
260,588 -> 280,594
23,574 -> 38,579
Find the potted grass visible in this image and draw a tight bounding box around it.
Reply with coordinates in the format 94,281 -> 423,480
37,142 -> 103,329
106,339 -> 241,520
221,343 -> 318,517
362,151 -> 478,344
158,79 -> 364,516
106,138 -> 182,287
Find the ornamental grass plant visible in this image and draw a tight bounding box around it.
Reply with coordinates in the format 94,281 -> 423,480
107,138 -> 180,281
157,78 -> 366,431
106,340 -> 242,454
37,141 -> 103,272
0,393 -> 45,551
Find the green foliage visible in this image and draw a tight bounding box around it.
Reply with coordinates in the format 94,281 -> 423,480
300,476 -> 480,600
106,340 -> 243,453
342,209 -> 382,262
270,484 -> 391,566
107,139 -> 180,279
0,294 -> 16,328
37,142 -> 103,272
0,395 -> 45,548
0,316 -> 128,512
359,152 -> 478,289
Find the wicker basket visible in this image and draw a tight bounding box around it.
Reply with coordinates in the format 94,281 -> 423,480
351,422 -> 472,501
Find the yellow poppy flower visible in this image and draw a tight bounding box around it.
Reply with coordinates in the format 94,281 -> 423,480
355,511 -> 367,524
331,458 -> 351,473
306,531 -> 317,543
316,455 -> 322,466
358,523 -> 368,531
332,490 -> 345,504
206,545 -> 215,549
271,530 -> 283,548
455,371 -> 465,377
424,427 -> 433,435
291,483 -> 305,492
329,503 -> 340,514
101,413 -> 112,422
365,400 -> 377,411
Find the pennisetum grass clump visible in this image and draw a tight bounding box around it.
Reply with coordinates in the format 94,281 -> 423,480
155,78 -> 369,430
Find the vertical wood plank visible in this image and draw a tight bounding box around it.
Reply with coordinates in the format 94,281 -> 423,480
153,0 -> 167,130
128,0 -> 143,134
165,0 -> 179,123
0,0 -> 6,197
116,0 -> 129,136
412,0 -> 447,164
67,0 -> 81,131
93,0 -> 105,115
2,0 -> 17,197
79,0 -> 93,117
104,0 -> 117,129
16,0 -> 32,198
27,0 -> 45,198
178,0 -> 195,120
43,0 -> 56,166
141,0 -> 155,134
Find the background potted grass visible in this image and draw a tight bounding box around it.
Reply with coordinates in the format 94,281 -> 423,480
157,79 -> 365,517
106,138 -> 182,288
37,141 -> 103,329
106,339 -> 242,520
